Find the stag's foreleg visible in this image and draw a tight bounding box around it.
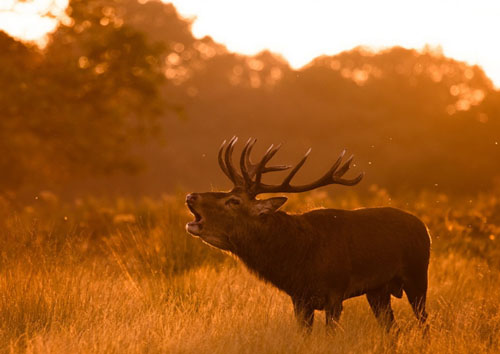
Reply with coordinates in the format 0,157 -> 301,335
366,287 -> 397,332
292,298 -> 314,330
325,293 -> 343,329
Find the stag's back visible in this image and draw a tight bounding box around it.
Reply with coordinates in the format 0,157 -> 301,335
301,207 -> 430,298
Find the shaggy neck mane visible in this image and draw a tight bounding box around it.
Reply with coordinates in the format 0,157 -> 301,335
231,211 -> 315,295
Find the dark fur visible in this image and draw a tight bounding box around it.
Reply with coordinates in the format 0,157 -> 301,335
186,192 -> 431,330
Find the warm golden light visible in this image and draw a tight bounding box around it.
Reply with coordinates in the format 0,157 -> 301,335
2,0 -> 500,87
1,1 -> 500,352
0,0 -> 67,44
167,0 -> 500,88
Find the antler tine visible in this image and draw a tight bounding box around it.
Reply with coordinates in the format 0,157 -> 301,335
329,149 -> 347,175
218,139 -> 231,179
304,149 -> 347,185
240,138 -> 255,187
261,164 -> 291,173
332,155 -> 365,185
244,137 -> 257,171
281,148 -> 312,187
241,138 -> 291,186
334,171 -> 365,185
333,154 -> 354,178
254,144 -> 283,186
224,136 -> 241,184
260,144 -> 289,173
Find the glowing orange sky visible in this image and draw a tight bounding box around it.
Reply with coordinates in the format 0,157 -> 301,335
1,0 -> 500,88
169,0 -> 500,88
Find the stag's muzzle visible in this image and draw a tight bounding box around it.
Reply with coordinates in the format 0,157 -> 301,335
186,193 -> 203,236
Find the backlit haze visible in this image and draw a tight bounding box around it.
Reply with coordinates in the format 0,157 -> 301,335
1,0 -> 500,88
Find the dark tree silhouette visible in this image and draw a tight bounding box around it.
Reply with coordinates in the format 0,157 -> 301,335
0,0 -> 172,191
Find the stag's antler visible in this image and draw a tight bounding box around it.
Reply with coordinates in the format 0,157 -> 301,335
218,136 -> 364,197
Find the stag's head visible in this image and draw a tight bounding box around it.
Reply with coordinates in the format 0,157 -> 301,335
185,137 -> 364,250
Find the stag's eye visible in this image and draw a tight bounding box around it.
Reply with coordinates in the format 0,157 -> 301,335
225,197 -> 241,206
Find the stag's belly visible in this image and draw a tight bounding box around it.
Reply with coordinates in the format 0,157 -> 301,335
343,246 -> 405,299
343,271 -> 401,299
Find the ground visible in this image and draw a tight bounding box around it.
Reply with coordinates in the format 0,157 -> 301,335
0,188 -> 499,353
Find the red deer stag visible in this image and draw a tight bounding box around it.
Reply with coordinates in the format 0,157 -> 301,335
186,136 -> 430,331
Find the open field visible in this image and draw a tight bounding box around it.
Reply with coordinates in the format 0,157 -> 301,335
1,187 -> 500,353
3,1 -> 500,353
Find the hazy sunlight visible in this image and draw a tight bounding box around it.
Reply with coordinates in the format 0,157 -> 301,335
2,0 -> 500,87
169,0 -> 500,87
2,1 -> 500,353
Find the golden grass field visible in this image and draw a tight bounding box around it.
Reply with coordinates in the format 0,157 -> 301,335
1,187 -> 499,353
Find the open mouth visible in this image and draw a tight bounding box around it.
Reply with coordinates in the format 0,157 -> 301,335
186,202 -> 203,235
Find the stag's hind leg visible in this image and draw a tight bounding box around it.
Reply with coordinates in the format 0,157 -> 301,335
403,272 -> 428,325
366,287 -> 396,331
324,293 -> 344,332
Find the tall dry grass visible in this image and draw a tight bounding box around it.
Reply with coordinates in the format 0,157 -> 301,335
0,187 -> 499,353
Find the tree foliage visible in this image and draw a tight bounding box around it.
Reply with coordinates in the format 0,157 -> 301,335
156,46 -> 500,193
1,0 -> 172,191
1,0 -> 500,195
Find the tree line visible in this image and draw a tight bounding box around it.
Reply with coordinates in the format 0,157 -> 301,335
1,0 -> 499,197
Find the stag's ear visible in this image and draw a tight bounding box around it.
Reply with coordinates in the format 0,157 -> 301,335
254,197 -> 288,215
